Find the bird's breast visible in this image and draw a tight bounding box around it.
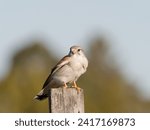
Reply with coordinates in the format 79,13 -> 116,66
70,55 -> 88,74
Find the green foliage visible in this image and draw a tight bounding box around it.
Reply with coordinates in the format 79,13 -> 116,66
0,39 -> 150,112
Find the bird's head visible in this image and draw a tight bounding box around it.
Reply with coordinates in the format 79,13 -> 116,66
69,46 -> 84,56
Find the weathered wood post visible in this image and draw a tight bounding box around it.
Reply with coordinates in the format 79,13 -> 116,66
48,88 -> 84,113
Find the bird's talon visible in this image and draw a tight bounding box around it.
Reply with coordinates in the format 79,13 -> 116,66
76,87 -> 81,93
63,82 -> 68,88
72,81 -> 81,93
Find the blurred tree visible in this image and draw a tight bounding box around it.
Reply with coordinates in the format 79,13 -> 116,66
80,37 -> 149,112
0,38 -> 149,112
0,41 -> 56,112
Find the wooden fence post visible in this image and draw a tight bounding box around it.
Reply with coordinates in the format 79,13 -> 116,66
48,88 -> 84,113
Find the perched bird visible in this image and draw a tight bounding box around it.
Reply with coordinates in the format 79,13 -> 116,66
34,45 -> 88,100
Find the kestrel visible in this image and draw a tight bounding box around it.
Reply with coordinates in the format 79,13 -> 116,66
34,45 -> 88,100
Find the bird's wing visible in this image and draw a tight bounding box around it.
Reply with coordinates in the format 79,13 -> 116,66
42,55 -> 71,89
51,55 -> 71,75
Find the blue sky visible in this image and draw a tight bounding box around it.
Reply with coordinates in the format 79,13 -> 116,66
0,0 -> 150,98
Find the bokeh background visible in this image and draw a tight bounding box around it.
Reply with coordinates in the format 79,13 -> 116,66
0,0 -> 150,112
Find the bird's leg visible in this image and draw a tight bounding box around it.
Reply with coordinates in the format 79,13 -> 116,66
73,81 -> 81,93
63,82 -> 68,88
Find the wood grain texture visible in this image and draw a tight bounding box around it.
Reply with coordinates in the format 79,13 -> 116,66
48,88 -> 84,113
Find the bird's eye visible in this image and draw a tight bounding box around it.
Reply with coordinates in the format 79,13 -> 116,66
77,49 -> 81,52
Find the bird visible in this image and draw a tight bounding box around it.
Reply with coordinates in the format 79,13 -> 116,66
34,45 -> 88,100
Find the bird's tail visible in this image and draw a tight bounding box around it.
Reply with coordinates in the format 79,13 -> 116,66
34,88 -> 49,100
